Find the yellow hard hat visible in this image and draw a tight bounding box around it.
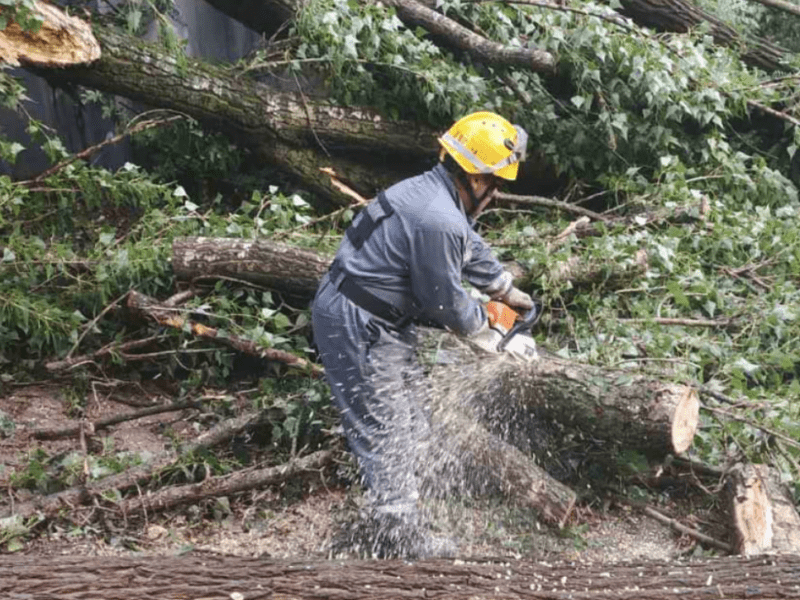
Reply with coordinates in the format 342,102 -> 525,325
438,111 -> 528,181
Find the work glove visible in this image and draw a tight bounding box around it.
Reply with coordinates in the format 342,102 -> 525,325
486,300 -> 519,334
497,286 -> 533,311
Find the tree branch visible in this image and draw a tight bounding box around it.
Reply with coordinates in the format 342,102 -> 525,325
495,191 -> 611,222
385,0 -> 555,74
746,0 -> 800,19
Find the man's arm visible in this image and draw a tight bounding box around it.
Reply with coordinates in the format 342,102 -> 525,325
408,224 -> 486,336
463,228 -> 533,310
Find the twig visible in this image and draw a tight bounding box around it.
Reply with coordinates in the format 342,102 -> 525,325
162,289 -> 198,308
641,505 -> 733,553
31,400 -> 201,440
549,216 -> 591,248
468,0 -> 635,32
671,456 -> 726,478
704,404 -> 800,451
294,72 -> 330,158
115,450 -> 333,515
19,116 -> 183,185
5,411 -> 268,521
45,335 -> 166,372
66,291 -> 130,360
494,192 -> 611,222
617,317 -> 732,328
698,386 -> 746,406
127,290 -> 324,378
608,491 -> 734,553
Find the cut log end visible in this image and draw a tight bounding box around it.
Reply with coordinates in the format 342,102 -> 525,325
0,1 -> 101,67
670,387 -> 699,454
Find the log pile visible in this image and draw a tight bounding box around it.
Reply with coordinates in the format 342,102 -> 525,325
1,553 -> 799,600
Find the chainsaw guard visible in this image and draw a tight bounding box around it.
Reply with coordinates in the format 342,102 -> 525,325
467,325 -> 538,362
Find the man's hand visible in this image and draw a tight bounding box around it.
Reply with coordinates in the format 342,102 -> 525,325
499,286 -> 533,310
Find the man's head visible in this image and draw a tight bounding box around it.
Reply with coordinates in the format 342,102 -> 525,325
439,111 -> 528,215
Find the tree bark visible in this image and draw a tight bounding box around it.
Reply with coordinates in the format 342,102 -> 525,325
725,462 -> 800,556
747,0 -> 800,18
171,236 -> 332,300
0,0 -> 100,67
495,350 -> 699,456
31,27 -> 437,206
616,0 -> 788,73
1,553 -> 799,600
384,0 -> 555,73
170,236 -> 651,303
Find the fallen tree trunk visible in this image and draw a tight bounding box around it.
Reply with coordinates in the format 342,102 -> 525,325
170,236 -> 650,303
31,26 -> 436,207
1,553 -> 799,599
505,352 -> 700,456
725,462 -> 800,556
426,336 -> 699,458
427,393 -> 577,527
172,236 -> 332,301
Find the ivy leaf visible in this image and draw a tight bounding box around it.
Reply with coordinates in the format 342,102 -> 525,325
2,247 -> 15,262
126,8 -> 142,33
343,34 -> 359,58
666,281 -> 690,308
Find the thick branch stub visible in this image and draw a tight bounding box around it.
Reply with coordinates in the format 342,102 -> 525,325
0,1 -> 100,67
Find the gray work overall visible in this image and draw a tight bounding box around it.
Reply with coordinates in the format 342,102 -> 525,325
312,164 -> 513,518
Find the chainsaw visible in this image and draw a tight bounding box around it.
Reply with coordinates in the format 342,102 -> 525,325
469,301 -> 540,361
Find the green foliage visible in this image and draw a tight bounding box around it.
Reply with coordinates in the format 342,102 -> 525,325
129,118 -> 246,198
0,0 -> 43,32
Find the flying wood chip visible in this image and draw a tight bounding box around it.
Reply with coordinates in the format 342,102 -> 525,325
0,1 -> 100,67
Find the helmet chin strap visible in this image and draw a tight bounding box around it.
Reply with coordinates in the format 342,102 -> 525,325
457,170 -> 495,218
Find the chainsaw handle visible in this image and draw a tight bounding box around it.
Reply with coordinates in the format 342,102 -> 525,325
496,302 -> 540,352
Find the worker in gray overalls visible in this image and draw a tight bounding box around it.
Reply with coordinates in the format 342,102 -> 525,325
312,112 -> 533,558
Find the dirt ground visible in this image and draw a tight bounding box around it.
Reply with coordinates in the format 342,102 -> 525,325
0,384 -> 713,563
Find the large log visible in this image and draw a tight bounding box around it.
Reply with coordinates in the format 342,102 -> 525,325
505,352 -> 699,456
30,27 -> 437,206
170,236 -> 649,304
427,391 -> 577,527
725,462 -> 800,556
427,335 -> 699,458
1,553 -> 799,599
171,236 -> 332,301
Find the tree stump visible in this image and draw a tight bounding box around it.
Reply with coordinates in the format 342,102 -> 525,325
725,462 -> 800,556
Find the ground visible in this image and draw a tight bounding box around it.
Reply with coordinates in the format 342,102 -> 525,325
0,384 -> 712,563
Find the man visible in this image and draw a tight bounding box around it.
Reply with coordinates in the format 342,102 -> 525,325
312,111 -> 533,558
